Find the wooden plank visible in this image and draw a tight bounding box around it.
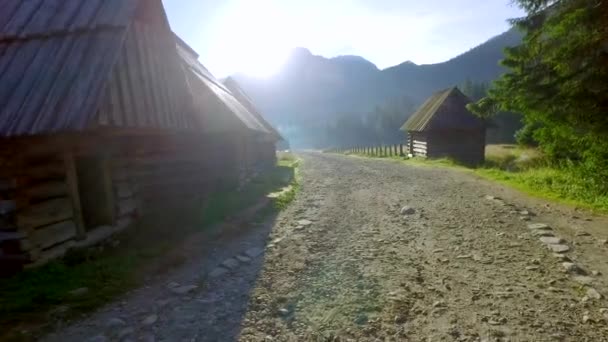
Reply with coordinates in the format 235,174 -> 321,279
101,158 -> 116,225
22,161 -> 65,180
0,231 -> 26,242
63,152 -> 85,239
30,220 -> 77,250
16,198 -> 73,231
24,240 -> 75,269
23,181 -> 68,200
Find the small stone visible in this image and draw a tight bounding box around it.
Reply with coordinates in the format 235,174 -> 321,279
278,308 -> 289,316
456,254 -> 472,259
591,270 -> 601,276
520,210 -> 532,216
532,230 -> 554,237
525,266 -> 540,271
400,206 -> 415,215
70,287 -> 89,296
140,333 -> 155,342
573,276 -> 595,286
549,244 -> 570,253
297,219 -> 313,226
87,335 -> 107,342
155,299 -> 171,308
244,247 -> 264,258
117,327 -> 135,339
562,262 -> 586,275
209,267 -> 229,278
582,315 -> 592,324
166,282 -> 180,289
106,318 -> 126,328
433,301 -> 446,307
221,258 -> 240,270
485,195 -> 498,201
520,216 -> 531,221
236,255 -> 252,263
586,288 -> 602,300
601,239 -> 608,245
528,223 -> 551,230
575,231 -> 591,237
394,314 -> 407,324
141,314 -> 158,326
170,285 -> 198,295
552,253 -> 570,260
540,237 -> 566,245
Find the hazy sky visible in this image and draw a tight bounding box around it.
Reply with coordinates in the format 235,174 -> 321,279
163,0 -> 525,78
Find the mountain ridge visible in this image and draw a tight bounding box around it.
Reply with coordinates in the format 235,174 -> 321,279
232,28 -> 522,146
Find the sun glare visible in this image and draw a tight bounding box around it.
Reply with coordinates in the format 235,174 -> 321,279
207,0 -> 294,78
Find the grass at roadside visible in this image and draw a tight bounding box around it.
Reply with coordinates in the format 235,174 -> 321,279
0,155 -> 301,340
343,145 -> 608,213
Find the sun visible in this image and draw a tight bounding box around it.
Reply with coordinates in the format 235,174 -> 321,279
206,0 -> 295,78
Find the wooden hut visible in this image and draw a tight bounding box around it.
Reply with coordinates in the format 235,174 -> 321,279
400,87 -> 485,165
0,0 -> 227,273
223,77 -> 283,168
175,39 -> 278,186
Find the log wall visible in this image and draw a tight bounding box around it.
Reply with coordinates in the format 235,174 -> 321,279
0,129 -> 276,274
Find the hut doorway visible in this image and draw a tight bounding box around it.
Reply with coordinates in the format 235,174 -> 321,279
75,156 -> 115,230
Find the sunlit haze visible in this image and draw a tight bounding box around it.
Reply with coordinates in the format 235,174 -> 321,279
163,0 -> 525,78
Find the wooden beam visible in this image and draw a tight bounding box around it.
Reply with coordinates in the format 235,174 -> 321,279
30,220 -> 77,250
16,198 -> 73,231
63,152 -> 86,240
101,158 -> 117,225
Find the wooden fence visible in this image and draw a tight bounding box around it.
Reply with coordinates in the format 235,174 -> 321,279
326,144 -> 409,158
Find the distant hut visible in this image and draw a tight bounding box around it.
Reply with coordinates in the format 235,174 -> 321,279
175,39 -> 277,185
0,0 -> 226,273
223,77 -> 283,167
400,87 -> 485,165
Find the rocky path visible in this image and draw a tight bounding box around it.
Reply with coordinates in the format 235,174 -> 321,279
45,152 -> 608,341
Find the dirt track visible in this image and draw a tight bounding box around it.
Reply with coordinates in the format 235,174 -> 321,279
46,152 -> 608,341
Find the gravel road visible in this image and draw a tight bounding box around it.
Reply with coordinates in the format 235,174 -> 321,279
45,152 -> 608,342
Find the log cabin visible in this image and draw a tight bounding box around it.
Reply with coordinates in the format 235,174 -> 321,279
176,38 -> 280,186
400,87 -> 486,166
223,77 -> 283,168
0,0 -> 270,274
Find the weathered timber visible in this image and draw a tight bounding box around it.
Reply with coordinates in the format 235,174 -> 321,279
23,181 -> 68,200
63,152 -> 86,239
16,198 -> 73,231
30,220 -> 77,250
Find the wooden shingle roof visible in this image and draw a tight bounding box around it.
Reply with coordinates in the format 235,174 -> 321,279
176,41 -> 271,136
0,0 -> 197,137
0,0 -> 138,136
223,77 -> 283,142
400,87 -> 483,132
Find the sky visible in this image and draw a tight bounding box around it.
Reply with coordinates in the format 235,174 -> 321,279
162,0 -> 525,78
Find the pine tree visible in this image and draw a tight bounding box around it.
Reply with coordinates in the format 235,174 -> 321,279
469,0 -> 608,188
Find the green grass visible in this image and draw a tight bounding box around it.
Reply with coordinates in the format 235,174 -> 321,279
0,158 -> 300,340
342,146 -> 608,213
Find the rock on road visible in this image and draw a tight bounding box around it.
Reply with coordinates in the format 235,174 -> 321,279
45,152 -> 608,342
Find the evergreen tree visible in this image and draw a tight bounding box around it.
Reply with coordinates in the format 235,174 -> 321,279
469,0 -> 608,188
